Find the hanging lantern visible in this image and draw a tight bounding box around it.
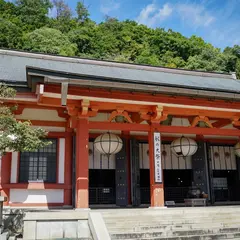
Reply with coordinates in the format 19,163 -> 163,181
170,136 -> 198,157
94,132 -> 123,156
234,142 -> 240,157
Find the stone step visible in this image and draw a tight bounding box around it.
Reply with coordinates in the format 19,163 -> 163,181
110,227 -> 240,237
102,212 -> 240,218
110,231 -> 240,239
104,217 -> 240,224
99,207 -> 240,215
107,223 -> 240,233
118,234 -> 240,240
104,218 -> 240,226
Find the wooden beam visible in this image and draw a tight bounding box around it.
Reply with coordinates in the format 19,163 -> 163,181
89,121 -> 240,136
89,121 -> 150,131
17,119 -> 66,127
44,84 -> 240,110
155,125 -> 240,137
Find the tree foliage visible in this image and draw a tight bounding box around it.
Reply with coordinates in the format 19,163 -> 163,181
0,0 -> 240,77
0,84 -> 49,153
22,27 -> 77,56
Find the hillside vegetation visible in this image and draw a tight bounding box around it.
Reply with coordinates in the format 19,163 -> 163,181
1,0 -> 240,78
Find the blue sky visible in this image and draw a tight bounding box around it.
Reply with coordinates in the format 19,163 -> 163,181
61,0 -> 240,50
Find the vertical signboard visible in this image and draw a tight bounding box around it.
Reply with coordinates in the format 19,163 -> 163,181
154,132 -> 162,183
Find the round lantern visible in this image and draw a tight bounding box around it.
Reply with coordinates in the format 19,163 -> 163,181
234,142 -> 240,157
170,136 -> 198,157
94,132 -> 123,156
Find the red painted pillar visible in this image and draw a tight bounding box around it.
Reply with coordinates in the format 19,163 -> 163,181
148,127 -> 164,207
0,153 -> 11,206
64,131 -> 73,206
75,118 -> 89,208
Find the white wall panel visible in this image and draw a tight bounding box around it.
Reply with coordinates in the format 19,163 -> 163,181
16,109 -> 66,122
230,147 -> 237,170
171,118 -> 190,127
9,189 -> 64,203
89,142 -> 115,169
179,156 -> 186,169
10,152 -> 18,183
139,143 -> 192,170
58,138 -> 65,184
211,146 -> 236,170
219,147 -> 226,170
164,144 -> 172,170
185,156 -> 192,169
225,146 -> 232,170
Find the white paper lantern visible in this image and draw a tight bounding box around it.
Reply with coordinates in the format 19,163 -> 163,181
170,136 -> 198,157
94,133 -> 123,156
234,142 -> 240,157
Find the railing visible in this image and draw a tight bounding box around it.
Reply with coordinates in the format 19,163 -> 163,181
214,187 -> 240,202
164,187 -> 189,203
89,187 -> 116,205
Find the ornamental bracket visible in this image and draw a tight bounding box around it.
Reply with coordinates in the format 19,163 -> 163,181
191,116 -> 213,128
108,109 -> 133,123
150,105 -> 168,124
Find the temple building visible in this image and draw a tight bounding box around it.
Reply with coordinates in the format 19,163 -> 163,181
1,49 -> 240,209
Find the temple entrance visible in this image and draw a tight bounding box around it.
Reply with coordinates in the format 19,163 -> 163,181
138,142 -> 193,205
88,141 -> 117,205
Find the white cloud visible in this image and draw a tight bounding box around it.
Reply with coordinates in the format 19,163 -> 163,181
100,0 -> 120,15
136,3 -> 173,27
176,3 -> 215,28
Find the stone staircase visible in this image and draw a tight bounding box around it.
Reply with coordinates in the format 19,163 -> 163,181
98,206 -> 240,240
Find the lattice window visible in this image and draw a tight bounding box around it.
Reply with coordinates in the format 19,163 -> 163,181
19,139 -> 57,183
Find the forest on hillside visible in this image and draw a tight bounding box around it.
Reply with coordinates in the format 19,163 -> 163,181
1,0 -> 240,78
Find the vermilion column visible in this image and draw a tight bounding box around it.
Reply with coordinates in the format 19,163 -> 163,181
64,131 -> 73,206
0,153 -> 11,206
75,118 -> 89,208
148,127 -> 164,207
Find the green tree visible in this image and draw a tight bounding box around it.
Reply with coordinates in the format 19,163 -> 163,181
0,18 -> 23,49
68,21 -> 96,55
0,84 -> 48,153
22,27 -> 77,56
76,1 -> 89,23
15,0 -> 52,29
53,0 -> 71,20
236,59 -> 240,79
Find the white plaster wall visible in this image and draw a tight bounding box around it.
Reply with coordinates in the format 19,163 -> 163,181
58,138 -> 65,184
171,117 -> 190,127
89,113 -> 110,122
210,146 -> 236,170
89,130 -> 121,135
89,142 -> 116,169
16,109 -> 66,122
9,189 -> 64,203
31,126 -> 66,132
10,152 -> 18,183
221,124 -> 237,129
139,143 -> 192,170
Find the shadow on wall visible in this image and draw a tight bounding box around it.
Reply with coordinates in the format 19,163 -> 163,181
3,209 -> 25,237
